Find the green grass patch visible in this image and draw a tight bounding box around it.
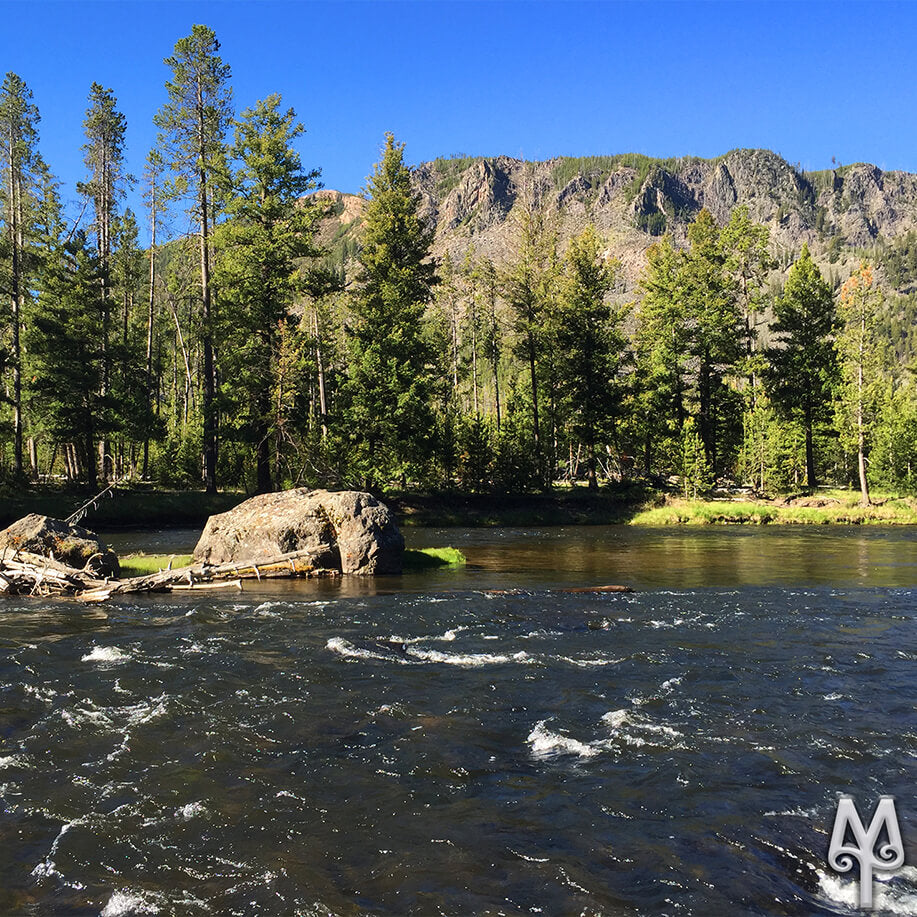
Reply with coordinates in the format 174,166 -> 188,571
629,493 -> 917,526
119,553 -> 194,578
403,547 -> 467,569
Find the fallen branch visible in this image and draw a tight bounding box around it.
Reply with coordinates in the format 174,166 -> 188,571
1,548 -> 338,602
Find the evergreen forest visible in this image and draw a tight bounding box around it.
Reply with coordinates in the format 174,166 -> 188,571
3,25 -> 917,506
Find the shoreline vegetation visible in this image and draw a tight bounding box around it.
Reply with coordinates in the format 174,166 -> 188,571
2,485 -> 915,532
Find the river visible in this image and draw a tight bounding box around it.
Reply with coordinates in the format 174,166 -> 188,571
1,525 -> 916,915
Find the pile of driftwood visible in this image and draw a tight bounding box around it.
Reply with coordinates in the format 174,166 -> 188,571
0,549 -> 337,603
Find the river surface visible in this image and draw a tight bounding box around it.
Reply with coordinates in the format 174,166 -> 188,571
1,526 -> 917,916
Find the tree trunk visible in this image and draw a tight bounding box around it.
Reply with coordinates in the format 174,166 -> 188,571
804,401 -> 816,489
857,362 -> 870,506
84,429 -> 97,491
143,193 -> 157,480
586,442 -> 598,489
491,336 -> 501,433
698,352 -> 713,470
98,165 -> 111,484
197,81 -> 217,493
450,293 -> 459,395
470,303 -> 479,416
8,125 -> 23,477
315,310 -> 328,439
528,332 -> 540,459
255,411 -> 273,494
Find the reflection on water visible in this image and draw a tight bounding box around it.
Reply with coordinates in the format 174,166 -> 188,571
103,524 -> 917,595
407,525 -> 917,590
1,525 -> 916,915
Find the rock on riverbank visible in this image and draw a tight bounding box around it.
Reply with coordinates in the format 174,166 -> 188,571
193,489 -> 404,575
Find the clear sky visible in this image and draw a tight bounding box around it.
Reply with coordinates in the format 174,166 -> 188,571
3,0 -> 916,239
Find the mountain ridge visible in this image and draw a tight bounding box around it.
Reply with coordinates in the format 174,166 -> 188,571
319,148 -> 917,293
317,148 -> 917,293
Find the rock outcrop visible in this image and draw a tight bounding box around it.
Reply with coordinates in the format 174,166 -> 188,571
0,514 -> 120,577
193,489 -> 404,575
315,147 -> 917,297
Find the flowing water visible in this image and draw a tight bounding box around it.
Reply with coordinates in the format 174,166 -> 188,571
1,526 -> 917,916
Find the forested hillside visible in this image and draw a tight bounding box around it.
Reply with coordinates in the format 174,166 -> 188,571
2,25 -> 917,501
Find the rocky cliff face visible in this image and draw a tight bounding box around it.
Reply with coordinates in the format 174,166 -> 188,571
319,149 -> 917,291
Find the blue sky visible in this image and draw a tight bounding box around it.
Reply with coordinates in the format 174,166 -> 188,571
3,0 -> 916,238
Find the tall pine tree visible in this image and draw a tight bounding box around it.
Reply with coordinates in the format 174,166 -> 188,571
835,262 -> 883,505
634,234 -> 688,475
0,73 -> 44,478
215,94 -> 323,493
552,225 -> 622,488
766,243 -> 838,488
79,83 -> 128,479
503,197 -> 558,477
28,233 -> 108,490
154,24 -> 233,492
343,133 -> 438,489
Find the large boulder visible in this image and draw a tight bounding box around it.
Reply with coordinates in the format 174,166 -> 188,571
0,514 -> 120,578
193,489 -> 404,575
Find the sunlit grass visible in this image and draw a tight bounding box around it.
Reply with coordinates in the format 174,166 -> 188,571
403,547 -> 467,569
629,492 -> 917,526
119,553 -> 194,578
119,548 -> 465,577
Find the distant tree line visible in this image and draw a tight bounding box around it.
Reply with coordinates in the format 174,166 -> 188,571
2,24 -> 916,503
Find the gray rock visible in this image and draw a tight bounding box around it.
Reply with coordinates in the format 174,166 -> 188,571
0,514 -> 120,577
193,489 -> 404,575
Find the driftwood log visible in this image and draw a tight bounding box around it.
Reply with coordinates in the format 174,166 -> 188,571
0,548 -> 337,603
0,550 -> 108,596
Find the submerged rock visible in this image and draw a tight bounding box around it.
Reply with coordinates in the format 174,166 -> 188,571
193,488 -> 404,575
0,514 -> 120,577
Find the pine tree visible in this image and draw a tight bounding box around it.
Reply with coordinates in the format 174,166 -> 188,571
477,256 -> 503,430
720,204 -> 772,362
766,243 -> 838,488
835,262 -> 884,505
27,233 -> 108,489
437,250 -> 462,396
79,83 -> 128,479
552,225 -> 622,488
0,72 -> 43,477
721,206 -> 773,483
503,198 -> 558,477
343,133 -> 438,489
460,247 -> 483,418
871,384 -> 917,491
154,24 -> 233,492
215,94 -> 322,492
680,416 -> 711,499
681,209 -> 742,474
110,208 -> 157,473
634,235 -> 688,475
141,149 -> 165,479
112,209 -> 142,348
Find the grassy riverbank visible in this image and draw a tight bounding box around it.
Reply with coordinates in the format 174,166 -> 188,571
629,491 -> 917,525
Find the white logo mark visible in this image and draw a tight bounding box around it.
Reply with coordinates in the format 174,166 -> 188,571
828,795 -> 904,909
